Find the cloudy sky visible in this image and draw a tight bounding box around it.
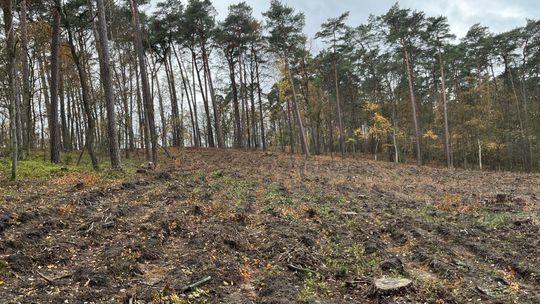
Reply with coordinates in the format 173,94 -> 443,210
147,0 -> 538,40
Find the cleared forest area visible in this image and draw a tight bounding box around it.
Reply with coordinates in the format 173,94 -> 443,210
1,148 -> 539,303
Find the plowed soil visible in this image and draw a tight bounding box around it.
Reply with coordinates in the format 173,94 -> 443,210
1,148 -> 539,303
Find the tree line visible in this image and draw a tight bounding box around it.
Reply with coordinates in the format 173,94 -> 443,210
0,0 -> 538,179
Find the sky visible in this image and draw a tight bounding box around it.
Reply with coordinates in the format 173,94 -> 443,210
146,0 -> 539,42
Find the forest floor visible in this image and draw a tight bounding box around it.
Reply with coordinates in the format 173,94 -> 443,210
0,148 -> 539,303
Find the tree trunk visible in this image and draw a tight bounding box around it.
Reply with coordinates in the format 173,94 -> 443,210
20,0 -> 31,156
189,52 -> 201,147
172,47 -> 197,147
193,50 -> 214,147
285,57 -> 310,157
226,53 -> 242,148
438,47 -> 451,168
164,52 -> 181,146
129,0 -> 157,163
201,43 -> 224,148
66,22 -> 99,169
96,0 -> 121,169
477,138 -> 482,170
156,76 -> 167,147
249,46 -> 258,149
401,38 -> 422,165
255,52 -> 266,150
333,61 -> 345,158
3,0 -> 17,179
59,72 -> 71,151
49,0 -> 62,163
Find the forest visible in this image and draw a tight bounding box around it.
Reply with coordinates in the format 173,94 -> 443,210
0,0 -> 539,303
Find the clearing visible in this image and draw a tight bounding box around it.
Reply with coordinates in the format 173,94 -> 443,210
0,148 -> 539,303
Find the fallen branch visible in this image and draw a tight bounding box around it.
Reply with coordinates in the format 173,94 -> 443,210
182,276 -> 212,292
85,222 -> 94,233
158,144 -> 172,158
35,270 -> 54,284
34,270 -> 73,284
287,263 -> 318,275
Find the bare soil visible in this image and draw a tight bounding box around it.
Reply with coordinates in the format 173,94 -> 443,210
1,148 -> 539,303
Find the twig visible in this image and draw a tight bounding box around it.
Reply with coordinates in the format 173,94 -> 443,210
182,276 -> 212,292
159,144 -> 172,158
85,222 -> 94,233
277,241 -> 301,262
35,270 -> 54,284
102,221 -> 114,228
287,263 -> 318,275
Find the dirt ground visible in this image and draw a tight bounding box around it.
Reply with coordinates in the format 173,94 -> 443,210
0,148 -> 539,303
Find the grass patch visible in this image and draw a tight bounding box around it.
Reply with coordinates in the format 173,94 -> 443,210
0,151 -> 144,181
298,272 -> 331,303
264,182 -> 292,205
477,212 -> 512,228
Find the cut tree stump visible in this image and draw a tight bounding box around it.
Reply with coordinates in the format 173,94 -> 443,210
371,277 -> 413,296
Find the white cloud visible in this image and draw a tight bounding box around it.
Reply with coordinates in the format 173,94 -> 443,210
147,0 -> 538,39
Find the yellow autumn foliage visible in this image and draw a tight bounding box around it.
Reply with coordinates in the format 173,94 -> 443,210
423,130 -> 438,140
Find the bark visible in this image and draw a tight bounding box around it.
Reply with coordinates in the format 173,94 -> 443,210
226,52 -> 242,148
201,43 -> 224,148
189,52 -> 201,147
193,50 -> 214,147
437,47 -> 451,168
333,61 -> 345,158
172,45 -> 198,147
238,51 -> 248,148
3,0 -> 17,179
401,38 -> 422,165
285,58 -> 309,157
49,0 -> 62,163
129,0 -> 157,163
59,73 -> 71,151
164,52 -> 181,146
96,0 -> 121,168
66,22 -> 99,169
254,52 -> 266,150
249,47 -> 258,149
155,75 -> 167,147
20,0 -> 31,156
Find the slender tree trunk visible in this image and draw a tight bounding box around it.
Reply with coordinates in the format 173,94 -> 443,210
385,76 -> 400,163
164,52 -> 181,146
189,52 -> 201,147
129,0 -> 157,163
477,138 -> 482,170
286,57 -> 309,157
193,50 -> 214,147
49,0 -> 62,163
438,47 -> 451,168
507,65 -> 531,171
333,61 -> 344,158
255,52 -> 266,150
3,0 -> 17,179
173,48 -> 197,147
401,38 -> 422,165
227,53 -> 242,148
66,23 -> 99,169
249,47 -> 258,149
96,0 -> 121,168
20,0 -> 31,157
238,51 -> 248,148
201,43 -> 224,148
38,58 -> 48,151
59,72 -> 71,151
285,99 -> 294,153
156,76 -> 167,147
